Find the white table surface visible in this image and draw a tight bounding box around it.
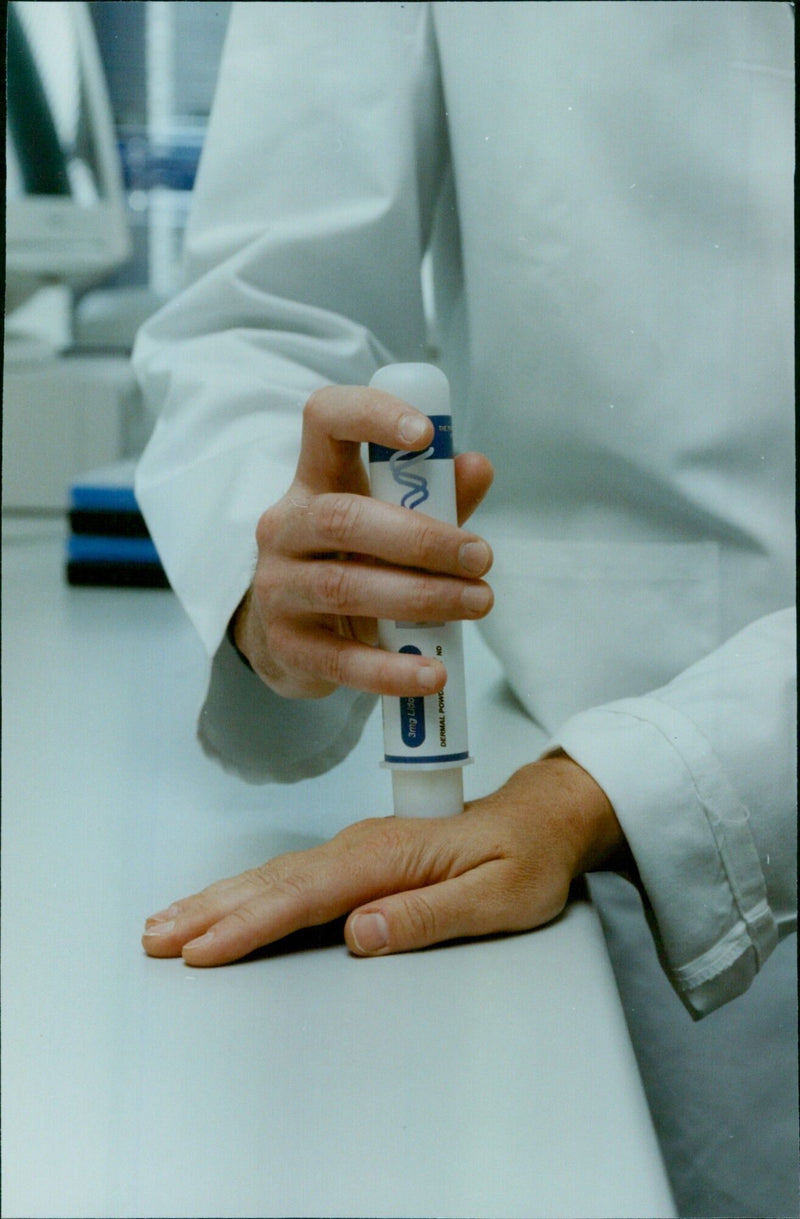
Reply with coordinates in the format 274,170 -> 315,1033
1,518 -> 676,1219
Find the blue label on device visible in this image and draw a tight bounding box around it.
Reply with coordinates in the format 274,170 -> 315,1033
398,645 -> 425,747
368,416 -> 453,463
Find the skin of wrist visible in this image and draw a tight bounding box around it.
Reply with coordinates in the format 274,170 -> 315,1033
535,749 -> 630,878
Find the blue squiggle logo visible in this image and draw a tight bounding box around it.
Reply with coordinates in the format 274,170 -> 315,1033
389,447 -> 435,509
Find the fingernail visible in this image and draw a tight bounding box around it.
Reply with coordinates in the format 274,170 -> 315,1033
143,919 -> 175,937
417,664 -> 441,690
461,584 -> 492,614
458,540 -> 490,574
184,930 -> 215,952
148,903 -> 179,923
352,911 -> 389,954
399,414 -> 429,444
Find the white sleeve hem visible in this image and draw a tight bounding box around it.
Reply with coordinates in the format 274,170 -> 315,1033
197,629 -> 378,784
553,696 -> 779,1016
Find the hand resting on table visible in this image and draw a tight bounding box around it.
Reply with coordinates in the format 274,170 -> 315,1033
142,753 -> 627,965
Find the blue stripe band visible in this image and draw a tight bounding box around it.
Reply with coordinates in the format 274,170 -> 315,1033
383,752 -> 470,765
369,415 -> 454,463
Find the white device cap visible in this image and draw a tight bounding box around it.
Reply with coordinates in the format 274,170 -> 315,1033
391,767 -> 464,818
370,363 -> 451,418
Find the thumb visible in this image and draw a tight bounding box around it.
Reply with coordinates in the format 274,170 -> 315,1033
345,864 -> 511,957
454,451 -> 494,526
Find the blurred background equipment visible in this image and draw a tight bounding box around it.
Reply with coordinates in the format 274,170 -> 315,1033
3,1 -> 231,514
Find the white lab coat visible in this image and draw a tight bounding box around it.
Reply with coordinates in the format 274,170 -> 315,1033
133,3 -> 795,1021
134,5 -> 797,1211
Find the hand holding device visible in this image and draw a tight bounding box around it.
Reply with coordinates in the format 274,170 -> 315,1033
232,381 -> 494,699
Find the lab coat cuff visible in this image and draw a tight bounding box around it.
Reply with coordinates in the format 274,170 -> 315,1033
198,630 -> 378,784
550,698 -> 779,1018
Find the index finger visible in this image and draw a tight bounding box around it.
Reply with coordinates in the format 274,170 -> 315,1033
143,814 -> 490,966
295,384 -> 433,493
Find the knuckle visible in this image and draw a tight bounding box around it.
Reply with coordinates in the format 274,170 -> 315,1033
364,389 -> 390,429
265,615 -> 292,651
252,617 -> 296,689
255,506 -> 280,552
403,891 -> 439,944
314,562 -> 355,612
407,573 -> 440,617
249,864 -> 318,920
337,817 -> 404,864
318,641 -> 350,688
255,863 -> 303,900
337,816 -> 391,847
349,818 -> 430,883
224,904 -> 261,933
315,493 -> 363,548
252,564 -> 281,615
361,649 -> 390,690
412,520 -> 443,567
367,819 -> 406,859
258,491 -> 314,556
245,864 -> 280,893
267,619 -> 304,674
302,387 -> 327,426
302,385 -> 340,434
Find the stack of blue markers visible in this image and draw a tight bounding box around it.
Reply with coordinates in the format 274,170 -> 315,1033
66,460 -> 169,588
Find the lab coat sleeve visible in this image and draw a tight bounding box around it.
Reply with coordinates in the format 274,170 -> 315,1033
552,608 -> 797,1017
132,3 -> 447,779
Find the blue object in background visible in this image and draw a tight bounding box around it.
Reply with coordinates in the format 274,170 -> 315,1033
68,534 -> 161,565
66,460 -> 169,588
